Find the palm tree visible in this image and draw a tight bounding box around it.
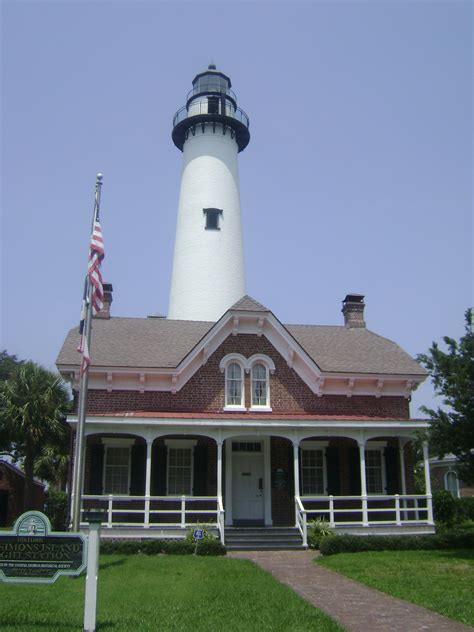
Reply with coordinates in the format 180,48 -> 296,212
0,362 -> 71,510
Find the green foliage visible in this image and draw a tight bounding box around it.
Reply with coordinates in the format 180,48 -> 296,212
319,531 -> 474,556
307,518 -> 333,549
0,361 -> 71,509
43,490 -> 68,531
0,350 -> 24,382
100,537 -> 225,556
185,523 -> 216,542
457,498 -> 474,522
418,309 -> 474,484
432,489 -> 458,525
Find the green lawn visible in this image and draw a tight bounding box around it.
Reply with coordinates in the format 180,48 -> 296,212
318,549 -> 474,626
0,555 -> 342,631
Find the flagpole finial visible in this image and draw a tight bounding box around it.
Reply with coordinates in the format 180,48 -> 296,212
96,173 -> 103,182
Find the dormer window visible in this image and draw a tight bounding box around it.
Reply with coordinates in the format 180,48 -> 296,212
251,363 -> 267,406
204,208 -> 222,230
226,363 -> 243,407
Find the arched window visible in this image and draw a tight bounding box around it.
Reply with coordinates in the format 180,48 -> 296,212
226,362 -> 243,407
251,363 -> 268,407
445,470 -> 460,498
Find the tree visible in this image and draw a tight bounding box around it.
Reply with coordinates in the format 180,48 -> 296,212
418,309 -> 474,484
0,350 -> 24,381
0,362 -> 71,510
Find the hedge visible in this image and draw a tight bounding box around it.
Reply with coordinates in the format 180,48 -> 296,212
100,538 -> 226,556
319,530 -> 474,556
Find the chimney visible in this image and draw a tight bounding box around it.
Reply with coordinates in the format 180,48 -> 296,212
342,294 -> 366,328
94,282 -> 113,319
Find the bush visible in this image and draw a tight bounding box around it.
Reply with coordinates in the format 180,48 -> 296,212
319,531 -> 474,556
457,497 -> 474,522
99,537 -> 225,556
433,489 -> 458,525
44,490 -> 68,531
307,518 -> 333,549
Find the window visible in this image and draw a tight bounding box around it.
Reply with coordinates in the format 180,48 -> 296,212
445,470 -> 460,498
104,447 -> 130,494
232,442 -> 261,452
203,208 -> 222,230
251,363 -> 268,407
365,449 -> 384,494
167,447 -> 193,495
207,96 -> 219,114
301,449 -> 325,495
226,362 -> 243,407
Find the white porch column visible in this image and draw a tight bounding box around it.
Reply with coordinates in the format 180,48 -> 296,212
399,439 -> 407,522
293,441 -> 300,526
144,439 -> 153,527
216,440 -> 223,498
225,439 -> 233,525
423,441 -> 434,524
358,440 -> 369,526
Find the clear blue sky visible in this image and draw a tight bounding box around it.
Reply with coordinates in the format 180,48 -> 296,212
1,1 -> 472,416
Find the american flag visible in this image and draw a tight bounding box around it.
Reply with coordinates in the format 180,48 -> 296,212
77,216 -> 105,376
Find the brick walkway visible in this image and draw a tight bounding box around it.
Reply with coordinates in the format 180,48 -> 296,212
228,550 -> 472,632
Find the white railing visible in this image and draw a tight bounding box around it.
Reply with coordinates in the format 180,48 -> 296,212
79,494 -> 225,541
295,496 -> 308,547
298,494 -> 434,527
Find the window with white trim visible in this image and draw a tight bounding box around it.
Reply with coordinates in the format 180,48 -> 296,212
226,362 -> 243,407
365,449 -> 384,494
301,449 -> 325,495
445,470 -> 460,498
165,440 -> 196,495
104,446 -> 131,495
251,363 -> 267,407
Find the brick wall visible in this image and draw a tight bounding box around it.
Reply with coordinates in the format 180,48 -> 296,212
80,334 -> 409,418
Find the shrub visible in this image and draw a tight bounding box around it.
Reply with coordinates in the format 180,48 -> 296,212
307,518 -> 333,549
44,490 -> 68,531
185,524 -> 217,542
319,531 -> 474,556
457,497 -> 474,522
99,537 -> 225,556
433,489 -> 458,525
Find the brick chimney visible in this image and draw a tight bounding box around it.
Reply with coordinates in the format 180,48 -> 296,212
342,294 -> 366,328
94,282 -> 113,319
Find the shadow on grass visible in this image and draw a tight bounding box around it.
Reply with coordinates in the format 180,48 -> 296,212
1,620 -> 118,631
99,557 -> 127,571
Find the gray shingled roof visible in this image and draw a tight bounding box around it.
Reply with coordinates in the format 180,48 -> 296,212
230,295 -> 271,312
57,311 -> 425,376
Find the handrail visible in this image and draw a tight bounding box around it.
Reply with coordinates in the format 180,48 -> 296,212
173,102 -> 250,129
294,495 -> 307,548
217,496 -> 225,546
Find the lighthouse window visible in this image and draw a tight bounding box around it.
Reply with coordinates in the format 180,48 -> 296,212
207,96 -> 219,114
204,208 -> 222,230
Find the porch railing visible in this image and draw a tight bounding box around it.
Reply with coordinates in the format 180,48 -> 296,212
79,494 -> 225,543
295,494 -> 434,534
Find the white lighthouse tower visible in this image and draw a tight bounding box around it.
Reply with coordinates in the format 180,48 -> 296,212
168,65 -> 250,321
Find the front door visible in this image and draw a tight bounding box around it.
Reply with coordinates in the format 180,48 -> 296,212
232,453 -> 264,522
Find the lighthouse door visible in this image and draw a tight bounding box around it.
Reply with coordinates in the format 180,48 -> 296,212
232,451 -> 264,522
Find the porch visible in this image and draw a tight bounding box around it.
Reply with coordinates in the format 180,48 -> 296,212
72,417 -> 435,546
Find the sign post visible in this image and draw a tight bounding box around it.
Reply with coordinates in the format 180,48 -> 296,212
83,511 -> 104,632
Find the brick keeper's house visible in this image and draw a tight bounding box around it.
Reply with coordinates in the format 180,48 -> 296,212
57,66 -> 433,548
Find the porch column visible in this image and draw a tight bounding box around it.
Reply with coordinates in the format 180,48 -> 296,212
144,439 -> 153,527
358,440 -> 369,526
293,441 -> 300,527
216,440 -> 223,498
399,439 -> 407,521
423,441 -> 434,524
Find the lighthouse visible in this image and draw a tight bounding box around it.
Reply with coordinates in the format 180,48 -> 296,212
168,65 -> 250,321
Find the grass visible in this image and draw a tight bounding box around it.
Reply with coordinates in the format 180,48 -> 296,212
318,548 -> 474,626
0,555 -> 342,631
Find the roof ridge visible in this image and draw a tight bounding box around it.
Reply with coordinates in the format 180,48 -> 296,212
229,295 -> 271,312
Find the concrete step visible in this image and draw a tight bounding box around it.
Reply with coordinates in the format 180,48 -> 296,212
225,526 -> 304,550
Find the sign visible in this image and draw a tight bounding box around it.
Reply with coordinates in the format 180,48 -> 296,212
193,528 -> 204,540
0,511 -> 87,584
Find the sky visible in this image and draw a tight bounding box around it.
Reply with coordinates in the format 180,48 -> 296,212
1,0 -> 472,417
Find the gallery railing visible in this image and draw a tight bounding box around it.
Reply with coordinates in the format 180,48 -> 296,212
295,493 -> 434,540
79,494 -> 225,544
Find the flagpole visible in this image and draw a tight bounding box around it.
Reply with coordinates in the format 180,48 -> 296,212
71,173 -> 103,532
